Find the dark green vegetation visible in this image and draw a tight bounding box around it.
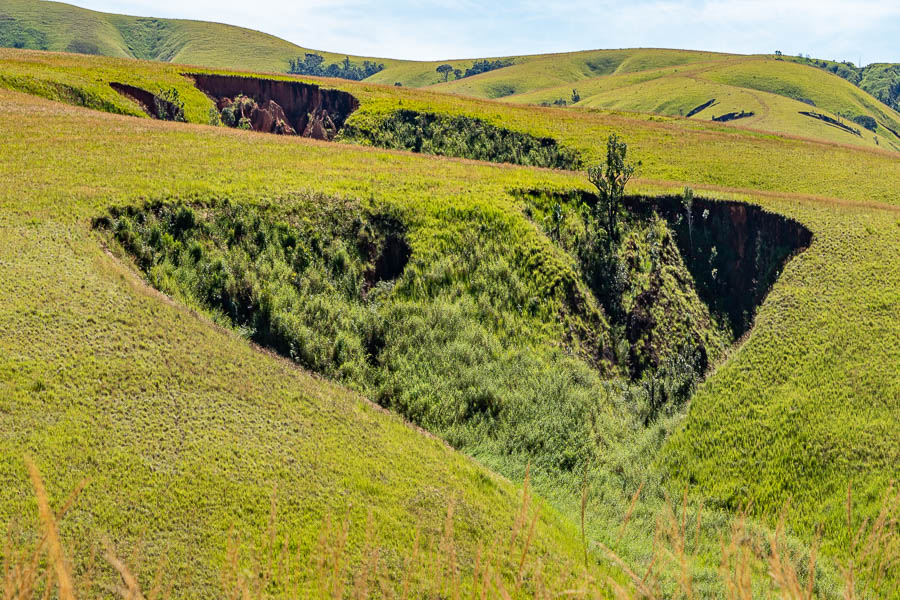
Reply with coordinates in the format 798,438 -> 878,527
96,192 -> 628,473
110,82 -> 185,121
92,188 -> 789,595
790,56 -> 900,111
288,53 -> 385,81
0,12 -> 47,50
852,114 -> 878,131
438,58 -> 514,81
464,59 -> 514,78
523,189 -> 812,352
98,199 -> 409,383
0,70 -> 127,113
341,109 -> 582,169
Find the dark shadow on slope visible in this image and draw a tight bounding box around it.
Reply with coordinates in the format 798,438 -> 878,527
109,82 -> 184,121
799,111 -> 862,137
187,73 -> 359,140
94,200 -> 410,376
625,195 -> 812,337
340,109 -> 583,169
712,111 -> 754,122
686,99 -> 717,117
522,189 -> 812,344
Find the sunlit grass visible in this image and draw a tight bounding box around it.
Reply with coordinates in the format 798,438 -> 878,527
0,49 -> 898,597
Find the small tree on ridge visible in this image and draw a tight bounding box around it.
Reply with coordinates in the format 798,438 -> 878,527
436,64 -> 453,82
587,133 -> 639,240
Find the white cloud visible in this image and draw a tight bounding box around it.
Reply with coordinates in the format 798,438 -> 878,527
61,0 -> 900,63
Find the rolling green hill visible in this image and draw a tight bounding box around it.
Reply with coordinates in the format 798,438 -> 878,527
431,53 -> 900,152
0,0 -> 397,71
785,55 -> 900,111
1,45 -> 899,598
3,1 -> 899,155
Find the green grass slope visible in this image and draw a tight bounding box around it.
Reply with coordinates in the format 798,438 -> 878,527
0,88 -> 605,597
0,0 -> 394,72
784,55 -> 900,112
438,55 -> 900,152
1,49 -> 899,595
4,48 -> 900,205
3,1 -> 898,153
422,48 -> 723,98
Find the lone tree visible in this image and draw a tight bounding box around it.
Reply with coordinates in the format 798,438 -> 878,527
587,133 -> 639,240
682,185 -> 694,255
436,64 -> 454,82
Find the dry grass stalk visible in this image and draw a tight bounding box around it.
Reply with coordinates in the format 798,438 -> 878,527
594,537 -> 657,599
439,499 -> 459,598
615,482 -> 644,546
24,457 -> 76,600
581,468 -> 590,568
350,510 -> 378,600
398,525 -> 420,600
329,511 -> 351,599
766,504 -> 821,600
3,523 -> 47,600
651,491 -> 695,599
514,512 -> 539,593
718,508 -> 754,600
6,457 -> 900,600
510,464 -> 532,554
842,482 -> 900,597
104,544 -> 145,600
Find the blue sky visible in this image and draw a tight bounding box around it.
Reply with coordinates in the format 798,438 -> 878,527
67,0 -> 900,64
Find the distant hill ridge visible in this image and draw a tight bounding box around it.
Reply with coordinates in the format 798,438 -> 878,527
0,0 -> 361,72
2,0 -> 899,151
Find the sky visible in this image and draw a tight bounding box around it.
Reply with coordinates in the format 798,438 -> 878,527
66,0 -> 900,65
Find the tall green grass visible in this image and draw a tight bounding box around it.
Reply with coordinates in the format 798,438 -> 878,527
7,461 -> 898,598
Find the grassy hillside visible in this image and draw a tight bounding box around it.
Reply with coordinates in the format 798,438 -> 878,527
0,85 -> 605,597
435,54 -> 900,152
1,49 -> 899,596
3,49 -> 900,203
417,49 -> 722,97
3,1 -> 899,154
785,55 -> 900,112
0,0 -> 395,72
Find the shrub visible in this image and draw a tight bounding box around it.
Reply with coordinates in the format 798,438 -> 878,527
288,53 -> 384,81
154,87 -> 185,122
340,109 -> 582,169
586,133 -> 639,240
852,114 -> 878,131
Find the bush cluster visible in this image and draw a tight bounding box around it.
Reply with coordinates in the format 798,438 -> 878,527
102,201 -> 403,381
220,94 -> 257,129
340,109 -> 582,169
154,87 -> 185,122
288,53 -> 384,81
